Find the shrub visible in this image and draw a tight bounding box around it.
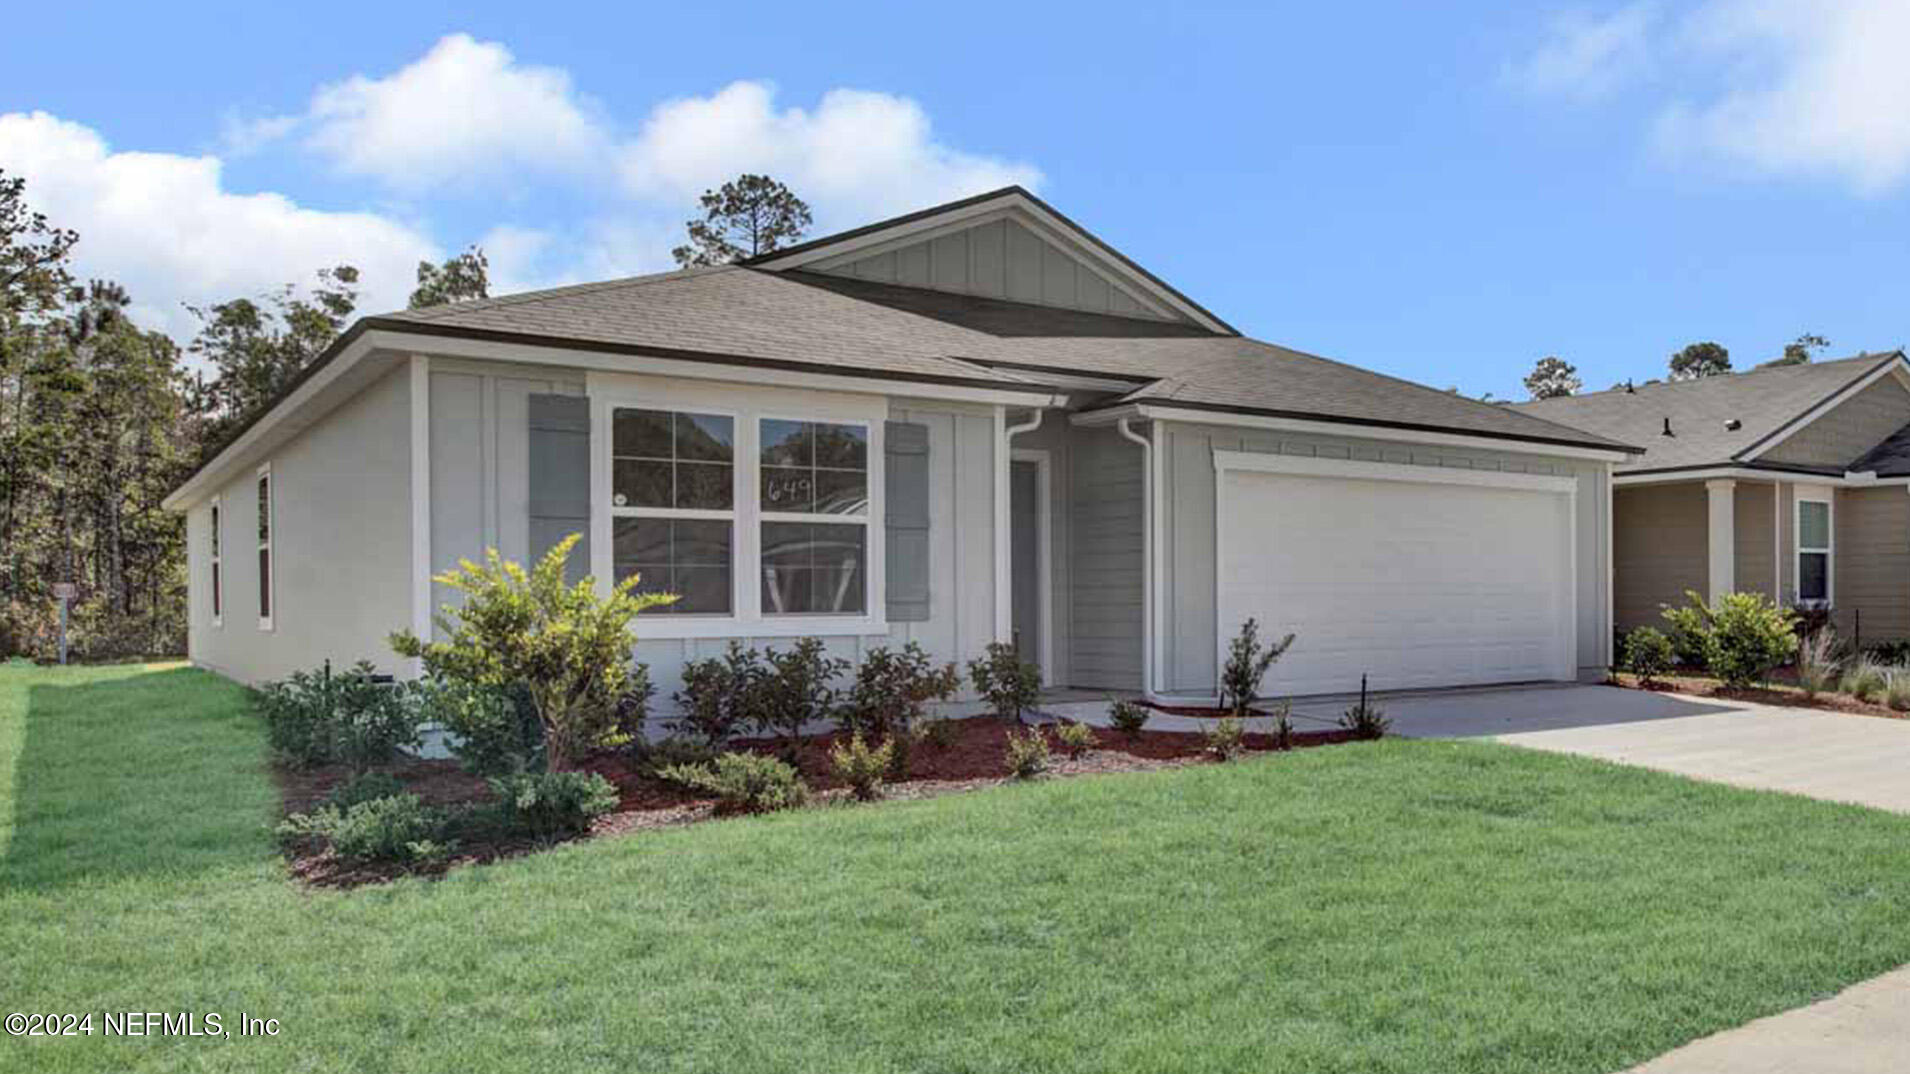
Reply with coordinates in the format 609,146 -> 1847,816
754,638 -> 850,753
659,753 -> 811,814
486,771 -> 620,842
632,735 -> 719,779
1339,677 -> 1390,740
1867,640 -> 1910,665
277,794 -> 446,865
1843,658 -> 1890,702
1886,672 -> 1910,713
1704,592 -> 1797,688
1054,721 -> 1095,759
919,715 -> 957,751
1793,630 -> 1843,699
840,642 -> 961,744
1659,592 -> 1713,669
828,733 -> 894,801
408,677 -> 542,776
1004,727 -> 1051,779
324,771 -> 406,811
1219,617 -> 1296,719
390,535 -> 675,771
1107,698 -> 1150,740
672,641 -> 766,746
969,642 -> 1042,722
1204,716 -> 1246,761
1623,627 -> 1676,686
256,660 -> 421,772
1266,698 -> 1295,750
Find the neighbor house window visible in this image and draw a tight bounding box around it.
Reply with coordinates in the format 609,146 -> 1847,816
610,408 -> 735,614
209,496 -> 223,626
1797,496 -> 1831,605
256,465 -> 274,630
759,418 -> 868,615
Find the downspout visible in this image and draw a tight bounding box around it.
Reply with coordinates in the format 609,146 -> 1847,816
1116,416 -> 1154,697
995,408 -> 1046,646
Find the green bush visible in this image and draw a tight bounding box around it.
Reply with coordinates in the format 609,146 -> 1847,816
632,735 -> 719,779
754,638 -> 850,753
1886,672 -> 1910,713
1703,592 -> 1797,688
277,793 -> 446,865
658,753 -> 810,814
968,642 -> 1042,722
1339,680 -> 1391,740
486,771 -> 620,842
324,771 -> 406,811
1219,617 -> 1296,719
1054,721 -> 1094,759
390,535 -> 674,771
1107,698 -> 1150,740
1204,716 -> 1246,761
1659,592 -> 1713,669
671,641 -> 766,745
1843,658 -> 1890,702
256,660 -> 421,772
1623,627 -> 1676,686
839,642 -> 961,745
1266,698 -> 1295,750
828,733 -> 894,801
407,677 -> 543,776
1004,727 -> 1051,779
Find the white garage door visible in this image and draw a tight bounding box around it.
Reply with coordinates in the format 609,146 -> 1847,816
1216,453 -> 1577,697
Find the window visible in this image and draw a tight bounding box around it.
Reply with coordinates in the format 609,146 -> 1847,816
1797,496 -> 1831,605
257,466 -> 274,629
759,419 -> 868,615
610,408 -> 735,614
209,497 -> 223,626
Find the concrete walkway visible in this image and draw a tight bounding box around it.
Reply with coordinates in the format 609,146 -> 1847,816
1626,965 -> 1910,1073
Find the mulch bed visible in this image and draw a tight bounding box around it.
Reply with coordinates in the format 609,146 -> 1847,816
276,715 -> 1362,891
1610,671 -> 1909,720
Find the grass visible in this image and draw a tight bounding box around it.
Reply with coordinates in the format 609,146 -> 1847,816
6,663 -> 1910,1072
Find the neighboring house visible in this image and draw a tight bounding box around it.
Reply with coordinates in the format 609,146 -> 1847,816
1516,351 -> 1910,645
163,187 -> 1639,705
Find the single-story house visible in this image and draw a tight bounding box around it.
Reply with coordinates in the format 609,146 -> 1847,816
1515,351 -> 1910,644
163,187 -> 1641,705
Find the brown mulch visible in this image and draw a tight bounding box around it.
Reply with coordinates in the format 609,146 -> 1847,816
1611,672 -> 1909,720
276,715 -> 1361,891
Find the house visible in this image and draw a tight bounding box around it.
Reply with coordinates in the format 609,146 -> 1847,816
1515,351 -> 1910,645
162,187 -> 1640,705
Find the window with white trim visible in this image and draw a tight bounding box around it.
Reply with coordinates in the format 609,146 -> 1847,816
759,418 -> 868,615
610,408 -> 735,614
209,496 -> 223,626
256,466 -> 274,629
1797,496 -> 1831,605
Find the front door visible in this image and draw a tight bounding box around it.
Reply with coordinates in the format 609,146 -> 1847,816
1010,459 -> 1042,672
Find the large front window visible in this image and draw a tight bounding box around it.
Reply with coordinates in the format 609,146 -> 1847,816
759,419 -> 869,615
1797,497 -> 1831,605
610,408 -> 734,614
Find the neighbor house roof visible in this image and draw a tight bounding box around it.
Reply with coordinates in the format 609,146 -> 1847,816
1512,352 -> 1908,474
373,265 -> 1637,455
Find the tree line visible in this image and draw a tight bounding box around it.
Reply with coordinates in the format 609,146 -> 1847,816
1521,333 -> 1833,401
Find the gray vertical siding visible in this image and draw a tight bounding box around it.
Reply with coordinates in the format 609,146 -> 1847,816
1068,425 -> 1144,691
1158,420 -> 1613,695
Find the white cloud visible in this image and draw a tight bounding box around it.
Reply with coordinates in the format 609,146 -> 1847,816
619,81 -> 1042,222
1655,0 -> 1910,193
298,33 -> 609,190
0,111 -> 438,338
1505,4 -> 1658,101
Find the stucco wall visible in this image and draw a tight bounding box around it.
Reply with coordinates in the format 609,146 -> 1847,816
1159,420 -> 1613,695
1762,375 -> 1910,468
1613,483 -> 1706,632
186,366 -> 413,682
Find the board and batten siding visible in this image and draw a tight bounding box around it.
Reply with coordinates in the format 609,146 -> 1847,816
186,365 -> 413,683
1068,425 -> 1145,692
1158,420 -> 1613,696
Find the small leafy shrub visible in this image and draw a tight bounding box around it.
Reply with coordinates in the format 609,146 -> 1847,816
632,735 -> 719,779
1054,721 -> 1095,759
671,641 -> 766,745
1659,592 -> 1713,669
1793,630 -> 1843,699
1107,698 -> 1149,740
1842,658 -> 1890,702
1887,672 -> 1910,713
390,535 -> 675,771
1004,727 -> 1051,779
1267,698 -> 1295,750
486,771 -> 620,842
408,677 -> 542,776
1623,627 -> 1676,686
1339,678 -> 1390,740
754,638 -> 851,753
828,733 -> 894,801
1704,592 -> 1797,688
659,753 -> 811,814
324,771 -> 406,811
256,660 -> 421,772
1219,617 -> 1296,718
1204,716 -> 1246,761
277,794 -> 446,865
615,667 -> 657,743
840,642 -> 961,742
969,642 -> 1042,722
919,715 -> 957,751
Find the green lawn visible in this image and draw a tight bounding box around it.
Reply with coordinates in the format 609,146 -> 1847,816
5,663 -> 1910,1073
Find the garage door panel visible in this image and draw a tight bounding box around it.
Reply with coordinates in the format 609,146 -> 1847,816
1218,468 -> 1574,697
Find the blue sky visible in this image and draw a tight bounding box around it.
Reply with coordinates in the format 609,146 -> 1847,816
3,1 -> 1907,399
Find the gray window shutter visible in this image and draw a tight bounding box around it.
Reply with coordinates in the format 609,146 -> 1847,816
528,394 -> 591,585
886,421 -> 931,622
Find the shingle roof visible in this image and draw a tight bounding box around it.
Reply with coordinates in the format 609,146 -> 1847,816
1511,353 -> 1904,473
377,266 -> 1637,454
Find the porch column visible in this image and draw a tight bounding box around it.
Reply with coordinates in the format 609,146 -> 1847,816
1706,479 -> 1736,602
